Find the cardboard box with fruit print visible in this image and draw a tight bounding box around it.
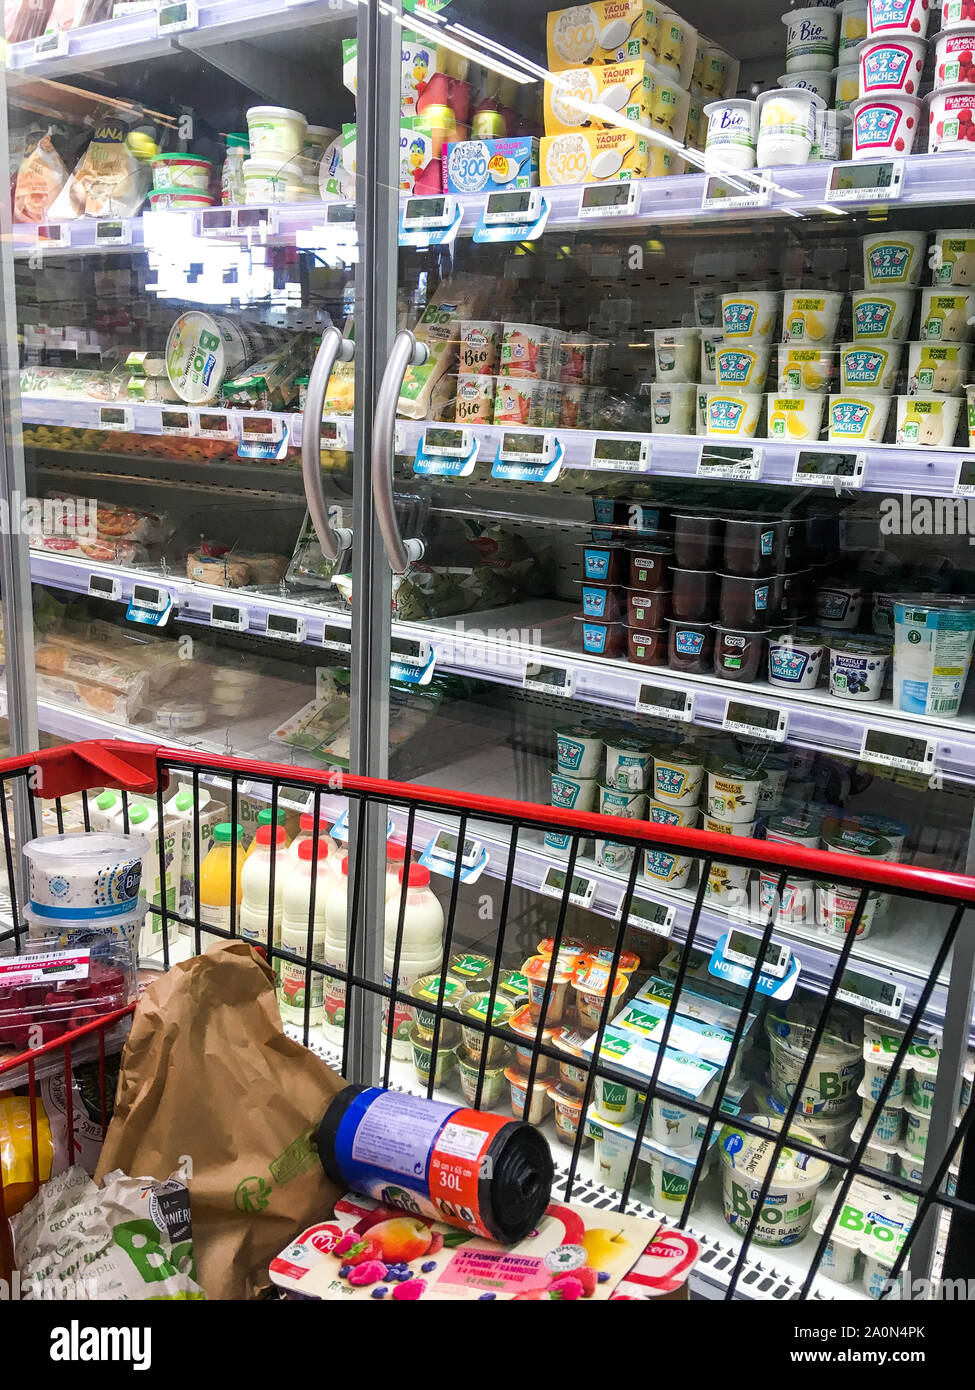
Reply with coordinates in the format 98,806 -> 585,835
270,1192 -> 693,1301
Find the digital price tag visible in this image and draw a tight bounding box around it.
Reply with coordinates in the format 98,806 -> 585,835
577,181 -> 640,219
99,405 -> 133,431
427,828 -> 482,869
708,932 -> 800,1000
209,602 -> 248,632
723,698 -> 788,742
199,207 -> 277,237
825,159 -> 904,205
724,928 -> 792,979
390,634 -> 435,686
321,622 -> 351,652
422,426 -> 472,457
836,965 -> 905,1021
484,188 -> 544,225
419,829 -> 489,884
415,425 -> 478,478
156,0 -> 197,33
625,896 -> 675,938
197,410 -> 235,439
698,444 -> 763,481
524,662 -> 575,697
954,457 -> 975,497
266,612 -> 306,643
127,582 -> 173,628
33,28 -> 68,58
325,201 -> 356,226
88,573 -> 122,602
319,418 -> 349,451
793,448 -> 865,489
160,408 -> 195,436
95,220 -> 130,246
492,433 -> 564,482
860,727 -> 936,775
635,682 -> 694,723
402,196 -> 455,231
199,208 -> 236,236
540,865 -> 596,910
589,435 -> 650,473
37,223 -> 68,247
701,173 -> 771,213
240,414 -> 283,443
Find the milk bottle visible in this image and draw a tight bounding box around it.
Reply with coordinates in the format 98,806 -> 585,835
323,857 -> 350,1046
382,864 -> 444,1060
280,838 -> 330,1025
240,824 -> 286,967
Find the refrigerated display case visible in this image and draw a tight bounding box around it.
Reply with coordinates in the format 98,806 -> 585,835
1,0 -> 974,1300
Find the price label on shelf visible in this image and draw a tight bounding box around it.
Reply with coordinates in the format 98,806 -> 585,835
99,406 -> 133,431
197,410 -> 235,439
708,933 -> 800,1000
635,682 -> 694,723
825,158 -> 904,205
793,449 -> 865,489
198,207 -> 279,238
324,201 -> 356,227
698,444 -> 763,481
419,831 -> 489,885
126,583 -> 173,628
37,223 -> 69,248
722,698 -> 788,742
577,181 -> 640,219
209,601 -> 249,632
94,220 -> 131,247
588,435 -> 651,473
492,433 -> 563,483
954,458 -> 975,497
239,415 -> 284,444
320,418 -> 348,451
266,613 -> 307,643
391,636 -> 435,686
33,28 -> 69,58
540,865 -> 595,910
836,966 -> 905,1021
624,896 -> 675,938
321,622 -> 352,653
160,408 -> 196,436
88,574 -> 122,602
524,662 -> 575,697
859,727 -> 936,775
156,0 -> 197,33
415,426 -> 478,477
701,173 -> 771,213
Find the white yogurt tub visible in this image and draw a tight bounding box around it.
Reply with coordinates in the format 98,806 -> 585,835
706,761 -> 767,823
756,87 -> 825,165
653,327 -> 701,383
722,290 -> 779,341
704,389 -> 763,436
756,1090 -> 857,1154
812,1202 -> 861,1283
852,1115 -> 901,1169
605,735 -> 653,791
150,154 -> 213,191
555,724 -> 604,779
853,94 -> 922,160
839,340 -> 902,391
908,1041 -> 939,1111
246,105 -> 307,158
896,391 -> 964,445
858,35 -> 926,93
839,0 -> 870,48
700,328 -> 725,383
850,287 -> 915,339
649,1145 -> 696,1217
242,157 -> 306,204
782,290 -> 843,344
777,67 -> 835,102
651,383 -> 697,433
868,0 -> 932,36
719,1115 -> 830,1246
166,312 -> 250,405
828,636 -> 890,699
593,1073 -> 636,1125
703,98 -> 759,169
857,1082 -> 905,1144
893,593 -> 975,716
930,228 -> 975,286
934,24 -> 975,87
919,287 -> 975,340
778,346 -> 837,391
768,629 -> 827,688
23,831 -> 149,920
902,1098 -> 930,1158
714,341 -> 771,392
927,82 -> 975,151
767,389 -> 828,439
907,341 -> 971,392
302,124 -> 337,163
863,1246 -> 901,1299
766,1009 -> 863,1115
783,7 -> 841,71
817,826 -> 895,938
828,392 -> 892,441
863,1022 -> 909,1102
643,844 -> 694,891
862,229 -> 927,286
834,58 -> 862,107
591,1121 -> 640,1191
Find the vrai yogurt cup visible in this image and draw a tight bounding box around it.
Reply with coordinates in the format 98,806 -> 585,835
766,392 -> 827,439
862,229 -> 927,287
919,287 -> 975,341
851,288 -> 915,340
828,392 -> 893,441
858,35 -> 926,93
896,391 -> 964,445
839,340 -> 902,392
867,0 -> 932,35
653,328 -> 701,383
782,291 -> 843,344
934,24 -> 975,87
714,342 -> 771,392
756,87 -> 825,166
719,1115 -> 831,1246
703,97 -> 759,169
931,228 -> 975,286
783,6 -> 841,71
927,82 -> 975,151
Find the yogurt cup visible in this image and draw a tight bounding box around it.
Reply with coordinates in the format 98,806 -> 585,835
868,0 -> 932,34
756,88 -> 825,165
500,322 -> 557,378
242,156 -> 307,203
523,955 -> 572,1027
893,593 -> 975,716
700,328 -> 725,384
908,1041 -> 939,1111
828,392 -> 892,441
927,82 -> 975,151
896,391 -> 963,444
766,392 -> 826,439
863,1021 -> 908,1102
456,1043 -> 507,1107
605,735 -> 653,791
23,832 -> 148,920
817,828 -> 895,937
839,340 -> 902,391
920,287 -> 975,341
705,390 -> 762,437
777,67 -> 835,101
766,1011 -> 864,1115
591,1121 -> 640,1190
455,375 -> 496,425
408,1024 -> 456,1088
649,1146 -> 696,1217
550,767 -> 599,817
572,956 -> 630,1031
549,1081 -> 585,1145
852,1115 -> 901,1170
858,35 -> 926,93
778,346 -> 837,391
670,564 -> 716,619
783,7 -> 841,71
505,1065 -> 552,1124
651,383 -> 697,433
756,1090 -> 857,1154
851,288 -> 915,340
816,582 -> 863,629
828,636 -> 891,699
839,0 -> 870,47
458,320 -> 502,375
721,291 -> 780,342
943,0 -> 975,26
493,376 -> 548,425
555,724 -> 604,779
592,1072 -> 637,1125
863,229 -> 927,287
834,58 -> 862,106
703,98 -> 759,169
246,105 -> 307,157
714,342 -> 770,392
508,1004 -> 554,1077
908,342 -> 972,396
459,992 -> 513,1062
857,1082 -> 905,1144
409,974 -> 466,1038
863,1248 -> 901,1300
643,843 -> 694,890
930,227 -> 975,286
902,1098 -> 930,1158
148,188 -> 214,211
852,92 -> 923,155
653,746 -> 705,806
150,153 -> 212,191
768,629 -> 827,687
719,1115 -> 830,1245
782,291 -> 843,345
934,24 -> 975,87
812,1203 -> 862,1283
166,311 -> 251,405
655,9 -> 698,86
653,328 -> 701,383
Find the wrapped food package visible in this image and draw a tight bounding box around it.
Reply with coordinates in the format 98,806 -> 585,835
4,0 -> 55,42
48,118 -> 151,220
397,275 -> 494,420
14,134 -> 69,223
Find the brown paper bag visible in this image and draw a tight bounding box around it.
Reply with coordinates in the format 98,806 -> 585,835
95,939 -> 344,1299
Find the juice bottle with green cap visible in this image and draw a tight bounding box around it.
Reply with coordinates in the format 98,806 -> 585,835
199,823 -> 244,932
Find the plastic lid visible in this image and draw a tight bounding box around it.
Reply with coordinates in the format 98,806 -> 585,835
128,804 -> 150,825
386,841 -> 407,862
400,864 -> 430,887
95,791 -> 119,810
174,791 -> 193,812
226,132 -> 250,147
214,822 -> 243,843
256,825 -> 286,847
299,813 -> 330,832
298,837 -> 329,861
341,857 -> 350,877
258,807 -> 286,826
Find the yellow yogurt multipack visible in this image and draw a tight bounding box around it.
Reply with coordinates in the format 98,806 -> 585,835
544,59 -> 654,135
540,129 -> 651,184
547,0 -> 662,70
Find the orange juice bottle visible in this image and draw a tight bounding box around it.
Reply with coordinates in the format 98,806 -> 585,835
199,822 -> 244,931
244,806 -> 288,862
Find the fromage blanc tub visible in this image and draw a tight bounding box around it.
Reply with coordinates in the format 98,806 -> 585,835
23,832 -> 148,920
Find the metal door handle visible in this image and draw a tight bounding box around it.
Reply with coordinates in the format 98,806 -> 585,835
372,329 -> 428,575
300,325 -> 354,566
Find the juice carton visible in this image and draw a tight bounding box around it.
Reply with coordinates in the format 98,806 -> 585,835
540,129 -> 650,184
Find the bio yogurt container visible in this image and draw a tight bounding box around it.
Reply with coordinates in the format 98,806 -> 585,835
930,227 -> 975,286
907,340 -> 971,392
828,636 -> 890,699
23,832 -> 149,920
246,105 -> 307,157
893,593 -> 975,716
828,392 -> 892,441
927,83 -> 975,152
756,87 -> 825,166
783,7 -> 841,71
166,312 -> 251,405
719,1115 -> 830,1246
896,391 -> 963,444
766,1006 -> 864,1115
703,97 -> 759,169
934,24 -> 975,87
919,287 -> 975,340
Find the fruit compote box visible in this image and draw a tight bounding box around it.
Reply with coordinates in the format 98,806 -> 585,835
270,1193 -> 682,1301
0,932 -> 133,1052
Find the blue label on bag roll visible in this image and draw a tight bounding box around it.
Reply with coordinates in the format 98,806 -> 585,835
335,1089 -> 460,1221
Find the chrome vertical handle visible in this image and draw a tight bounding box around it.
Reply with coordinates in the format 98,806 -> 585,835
300,325 -> 354,565
372,329 -> 428,576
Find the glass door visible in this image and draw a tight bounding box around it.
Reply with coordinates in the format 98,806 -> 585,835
371,0 -> 975,1299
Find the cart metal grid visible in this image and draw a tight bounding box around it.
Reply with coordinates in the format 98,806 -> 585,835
0,739 -> 973,1301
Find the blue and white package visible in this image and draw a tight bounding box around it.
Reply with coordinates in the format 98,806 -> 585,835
443,137 -> 539,194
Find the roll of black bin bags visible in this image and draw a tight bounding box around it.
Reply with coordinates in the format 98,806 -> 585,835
317,1085 -> 553,1244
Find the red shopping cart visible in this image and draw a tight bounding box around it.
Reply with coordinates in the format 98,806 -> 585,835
0,739 -> 973,1301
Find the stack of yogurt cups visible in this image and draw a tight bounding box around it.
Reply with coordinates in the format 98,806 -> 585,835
698,289 -> 782,439
454,322 -> 606,433
243,105 -> 326,204
767,286 -> 845,441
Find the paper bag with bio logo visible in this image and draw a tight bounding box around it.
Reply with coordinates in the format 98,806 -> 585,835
94,939 -> 344,1299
